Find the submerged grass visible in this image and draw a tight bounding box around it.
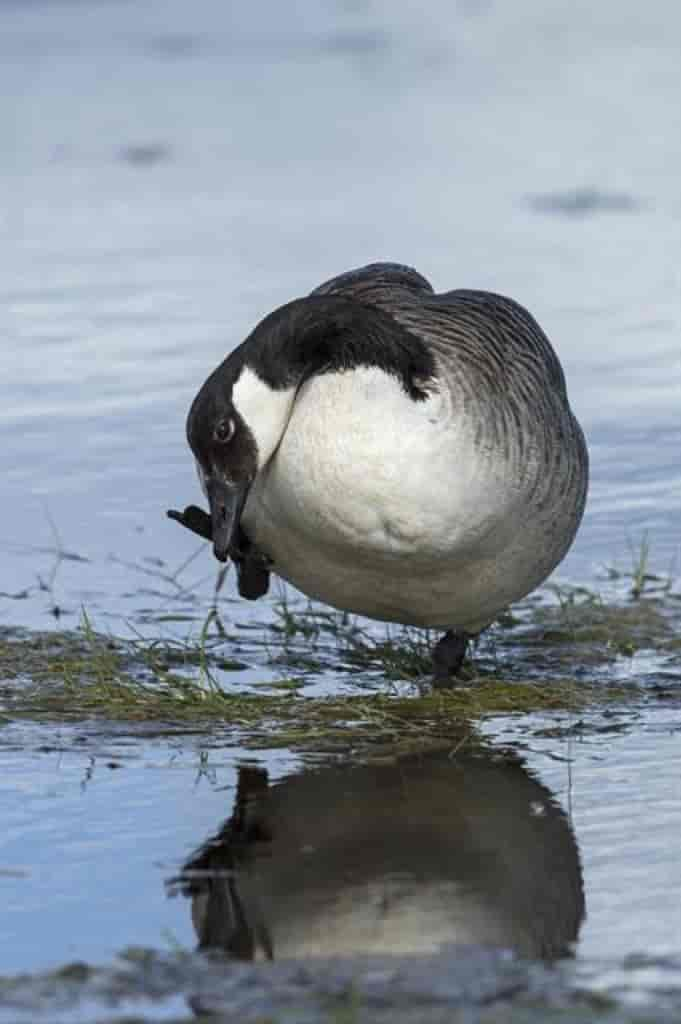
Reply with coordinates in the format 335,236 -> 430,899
2,532 -> 679,746
0,620 -> 598,712
507,587 -> 681,658
265,582 -> 681,691
3,585 -> 677,752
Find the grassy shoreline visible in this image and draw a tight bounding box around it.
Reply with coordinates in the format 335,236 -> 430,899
2,582 -> 679,753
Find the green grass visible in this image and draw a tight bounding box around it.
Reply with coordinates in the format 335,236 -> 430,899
603,532 -> 677,600
1,593 -> 671,754
266,580 -> 681,688
2,532 -> 679,747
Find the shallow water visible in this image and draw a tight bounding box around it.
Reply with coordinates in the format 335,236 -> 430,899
1,0 -> 681,1019
0,720 -> 300,973
1,705 -> 681,1019
483,707 -> 681,960
1,0 -> 680,636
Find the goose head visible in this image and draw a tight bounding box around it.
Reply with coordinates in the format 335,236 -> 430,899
187,363 -> 296,562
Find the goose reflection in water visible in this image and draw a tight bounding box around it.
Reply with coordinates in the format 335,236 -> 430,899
169,749 -> 584,962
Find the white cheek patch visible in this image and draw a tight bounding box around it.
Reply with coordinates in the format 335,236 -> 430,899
232,366 -> 296,469
196,459 -> 209,498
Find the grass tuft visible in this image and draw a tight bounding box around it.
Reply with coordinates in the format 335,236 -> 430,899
2,558 -> 679,749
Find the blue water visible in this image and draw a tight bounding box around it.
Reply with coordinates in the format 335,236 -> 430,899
1,1 -> 681,1010
1,0 -> 679,635
1,705 -> 680,977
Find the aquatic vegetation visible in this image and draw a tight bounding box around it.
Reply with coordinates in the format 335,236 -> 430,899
0,620 -> 594,751
268,582 -> 681,684
2,579 -> 679,754
2,531 -> 679,747
611,533 -> 676,601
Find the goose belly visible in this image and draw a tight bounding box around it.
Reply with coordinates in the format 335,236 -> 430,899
240,514 -> 555,630
241,369 -> 577,631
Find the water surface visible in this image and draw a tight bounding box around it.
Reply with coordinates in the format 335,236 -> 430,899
1,0 -> 679,635
1,1 -> 681,1019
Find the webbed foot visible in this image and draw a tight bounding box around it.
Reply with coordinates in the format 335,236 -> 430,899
167,505 -> 271,599
167,505 -> 212,540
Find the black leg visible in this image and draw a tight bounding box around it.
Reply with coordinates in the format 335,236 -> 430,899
432,630 -> 469,685
233,530 -> 271,600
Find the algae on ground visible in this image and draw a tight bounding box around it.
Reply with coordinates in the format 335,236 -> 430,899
0,620 -> 596,752
3,584 -> 678,752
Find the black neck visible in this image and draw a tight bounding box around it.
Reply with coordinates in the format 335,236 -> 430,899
235,294 -> 435,400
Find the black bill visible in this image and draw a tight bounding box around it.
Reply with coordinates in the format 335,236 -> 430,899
207,478 -> 250,563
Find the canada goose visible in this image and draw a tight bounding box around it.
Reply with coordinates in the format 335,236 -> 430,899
168,263 -> 588,677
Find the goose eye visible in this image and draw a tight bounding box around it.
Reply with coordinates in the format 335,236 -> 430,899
214,418 -> 235,444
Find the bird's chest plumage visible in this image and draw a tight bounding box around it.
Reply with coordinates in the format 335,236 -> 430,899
241,368 -> 525,628
245,369 -> 472,553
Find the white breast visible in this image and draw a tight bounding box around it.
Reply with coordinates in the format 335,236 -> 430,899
275,371 -> 452,541
241,366 -> 557,631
